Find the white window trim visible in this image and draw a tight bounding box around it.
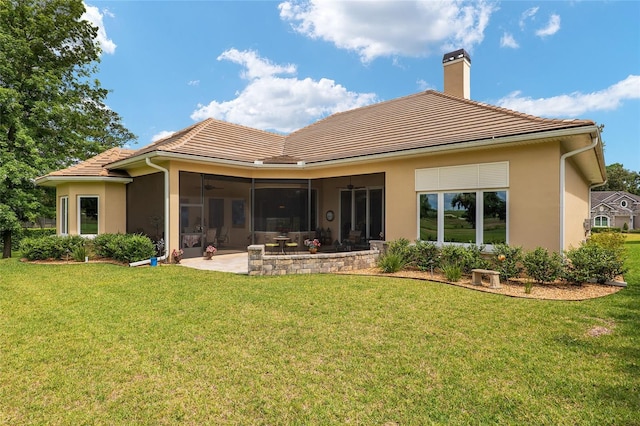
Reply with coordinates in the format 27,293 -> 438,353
60,196 -> 68,235
594,215 -> 609,228
417,189 -> 509,249
620,200 -> 628,208
78,195 -> 99,237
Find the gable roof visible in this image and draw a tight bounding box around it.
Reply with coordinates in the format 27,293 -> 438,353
37,89 -> 604,183
591,191 -> 640,210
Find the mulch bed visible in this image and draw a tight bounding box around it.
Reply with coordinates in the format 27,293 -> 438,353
343,268 -> 624,301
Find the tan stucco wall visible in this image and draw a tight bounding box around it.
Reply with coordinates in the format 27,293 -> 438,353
383,142 -> 562,251
564,157 -> 590,250
54,138 -> 597,256
56,181 -> 127,235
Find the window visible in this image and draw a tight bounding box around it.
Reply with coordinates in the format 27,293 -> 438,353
594,215 -> 609,227
621,200 -> 628,208
418,190 -> 507,246
78,196 -> 98,236
60,196 -> 68,235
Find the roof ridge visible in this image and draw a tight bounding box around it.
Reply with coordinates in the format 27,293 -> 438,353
158,118 -> 215,151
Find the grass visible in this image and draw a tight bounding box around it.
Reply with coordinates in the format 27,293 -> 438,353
1,239 -> 639,424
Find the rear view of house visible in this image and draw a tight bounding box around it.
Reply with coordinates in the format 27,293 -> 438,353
37,50 -> 606,258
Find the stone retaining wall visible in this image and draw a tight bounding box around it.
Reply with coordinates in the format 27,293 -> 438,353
248,241 -> 384,276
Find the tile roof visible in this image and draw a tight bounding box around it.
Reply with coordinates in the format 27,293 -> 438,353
132,118 -> 285,163
283,90 -> 595,163
46,147 -> 134,178
124,90 -> 595,165
41,89 -> 600,180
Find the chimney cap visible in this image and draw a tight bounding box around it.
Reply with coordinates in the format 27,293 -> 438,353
442,49 -> 471,64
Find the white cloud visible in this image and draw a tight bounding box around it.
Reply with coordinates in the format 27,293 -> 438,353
278,0 -> 496,63
151,130 -> 175,142
535,14 -> 561,37
496,75 -> 640,117
187,80 -> 200,86
191,49 -> 377,133
500,32 -> 519,49
82,3 -> 116,54
416,79 -> 434,91
519,6 -> 538,29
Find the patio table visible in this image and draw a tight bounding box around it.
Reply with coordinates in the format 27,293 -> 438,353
273,236 -> 290,255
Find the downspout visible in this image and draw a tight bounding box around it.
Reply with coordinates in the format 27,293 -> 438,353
129,158 -> 170,266
559,135 -> 600,252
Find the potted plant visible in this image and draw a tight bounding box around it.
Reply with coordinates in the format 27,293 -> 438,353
204,245 -> 217,259
304,238 -> 321,254
172,248 -> 184,264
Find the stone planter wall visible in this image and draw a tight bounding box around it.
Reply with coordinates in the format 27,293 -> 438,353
248,241 -> 384,276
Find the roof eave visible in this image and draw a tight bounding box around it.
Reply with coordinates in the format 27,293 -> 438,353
301,124 -> 604,169
35,176 -> 133,187
105,124 -> 605,177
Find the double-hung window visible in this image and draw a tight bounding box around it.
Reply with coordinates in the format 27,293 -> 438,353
78,196 -> 98,236
416,162 -> 508,247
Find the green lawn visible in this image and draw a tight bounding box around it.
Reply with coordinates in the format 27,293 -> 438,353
1,240 -> 639,424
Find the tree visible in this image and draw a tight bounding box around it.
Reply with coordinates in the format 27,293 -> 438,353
450,192 -> 506,228
593,163 -> 640,195
0,0 -> 135,257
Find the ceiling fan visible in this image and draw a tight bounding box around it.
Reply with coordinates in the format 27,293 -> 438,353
204,183 -> 225,190
337,176 -> 365,190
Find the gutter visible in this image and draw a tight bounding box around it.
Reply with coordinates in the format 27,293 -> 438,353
559,131 -> 601,252
129,158 -> 170,266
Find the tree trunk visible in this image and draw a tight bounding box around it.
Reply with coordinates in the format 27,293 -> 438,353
2,230 -> 11,259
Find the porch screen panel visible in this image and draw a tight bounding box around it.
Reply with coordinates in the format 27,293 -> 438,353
369,189 -> 384,240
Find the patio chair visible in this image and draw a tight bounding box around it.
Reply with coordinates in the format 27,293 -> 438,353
265,236 -> 279,254
285,239 -> 298,254
205,228 -> 217,247
218,226 -> 229,246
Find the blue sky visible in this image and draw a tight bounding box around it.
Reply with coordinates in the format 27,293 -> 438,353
84,1 -> 640,172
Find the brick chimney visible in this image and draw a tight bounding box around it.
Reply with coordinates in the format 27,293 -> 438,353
442,49 -> 471,99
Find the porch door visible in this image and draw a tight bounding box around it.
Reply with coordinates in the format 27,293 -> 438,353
180,203 -> 204,258
339,188 -> 384,241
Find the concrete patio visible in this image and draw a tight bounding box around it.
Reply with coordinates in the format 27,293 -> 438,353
179,252 -> 248,274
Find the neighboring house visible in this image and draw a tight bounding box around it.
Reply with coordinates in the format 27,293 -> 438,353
36,50 -> 606,259
590,191 -> 640,230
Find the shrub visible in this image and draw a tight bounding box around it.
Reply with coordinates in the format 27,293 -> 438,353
93,233 -> 122,258
590,227 -> 621,234
440,244 -> 489,274
72,244 -> 88,262
386,238 -> 412,265
19,235 -> 85,260
378,252 -> 405,273
97,233 -> 155,263
564,244 -> 627,285
523,247 -> 563,284
410,240 -> 440,271
491,244 -> 523,282
442,264 -> 462,282
587,232 -> 626,256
